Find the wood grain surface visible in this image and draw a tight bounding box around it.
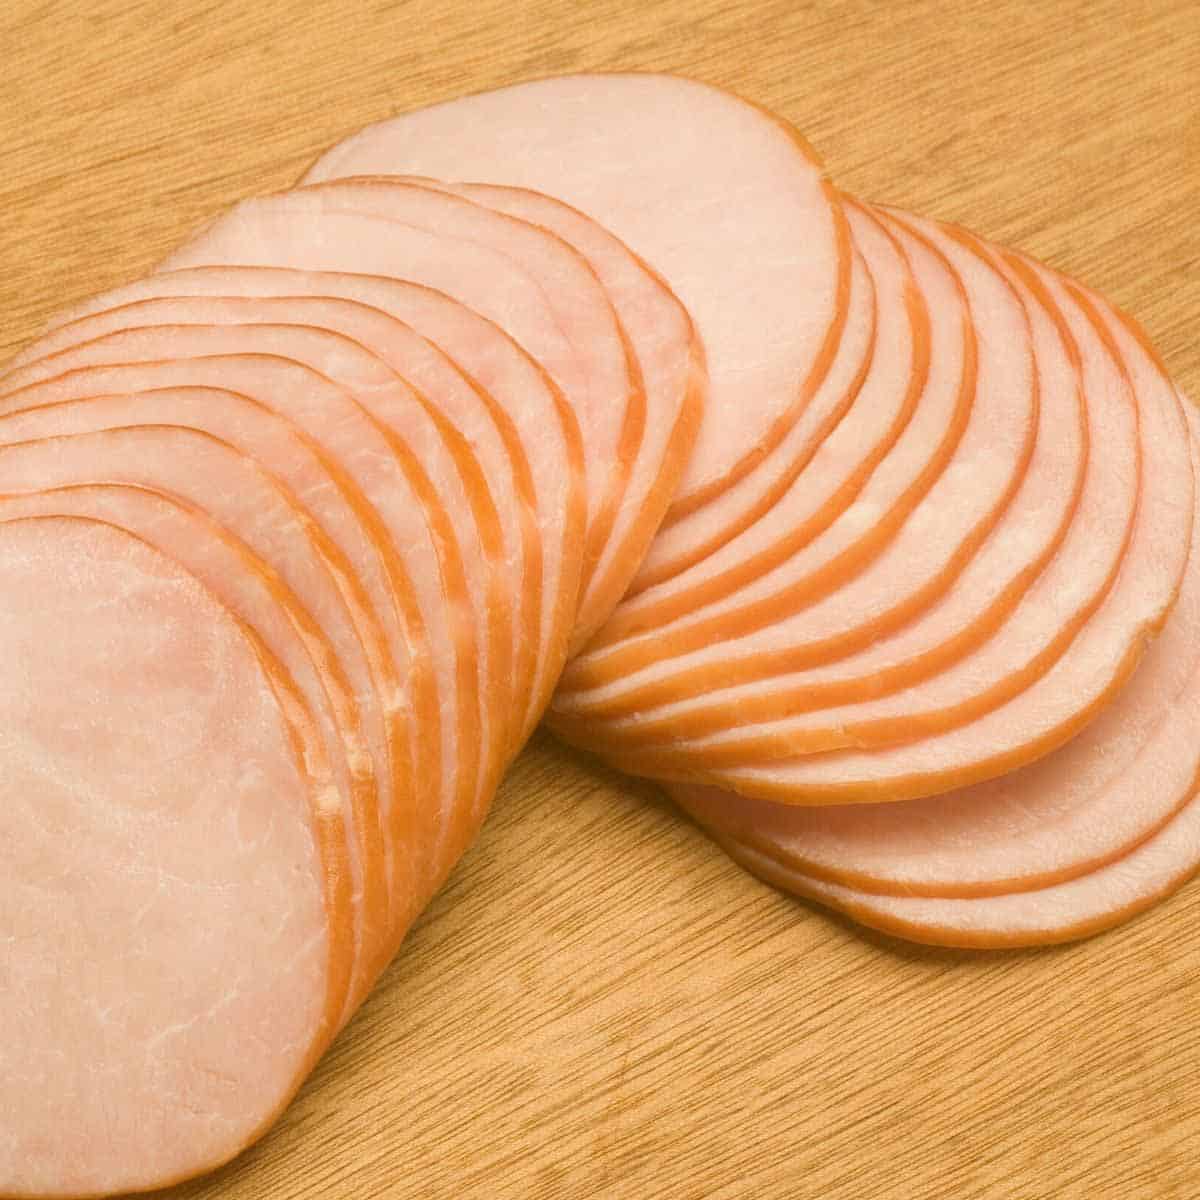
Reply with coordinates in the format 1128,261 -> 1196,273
4,2 -> 1199,1197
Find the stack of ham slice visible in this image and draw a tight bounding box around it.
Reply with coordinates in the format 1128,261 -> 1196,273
1,73 -> 1195,1195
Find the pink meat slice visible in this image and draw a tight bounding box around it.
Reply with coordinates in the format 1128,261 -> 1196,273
6,295 -> 520,765
581,224 -> 1109,768
157,187 -> 599,657
301,72 -> 848,522
52,252 -> 583,738
716,813 -> 1200,948
274,177 -> 631,638
0,517 -> 340,1194
673,416 -> 1200,897
553,203 -> 1034,721
704,288 -> 1192,805
1,326 -> 488,870
0,425 -> 386,1009
0,364 -> 434,926
588,229 -> 877,627
0,481 -> 396,1020
411,177 -> 706,639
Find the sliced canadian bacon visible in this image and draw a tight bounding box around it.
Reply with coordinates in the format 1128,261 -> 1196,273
0,516 -> 348,1194
0,366 -> 439,927
672,415 -> 1200,898
5,298 -> 519,767
409,176 -> 707,634
301,72 -> 849,521
568,222 -> 1105,768
0,426 -> 389,1012
572,208 -> 880,645
552,202 -> 1034,723
0,329 -> 491,871
0,481 -> 398,1018
157,186 -> 602,647
22,263 -> 573,741
275,176 -> 633,638
692,290 -> 1192,806
626,236 -> 874,596
715,774 -> 1200,947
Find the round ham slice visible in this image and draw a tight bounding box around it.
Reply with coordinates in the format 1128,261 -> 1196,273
673,413 -> 1200,896
717,815 -> 1200,948
155,186 -> 609,655
0,328 -> 491,870
22,263 -> 580,740
0,517 -> 342,1194
696,287 -> 1192,805
572,229 -> 878,644
0,425 -> 388,1009
406,177 -> 706,637
4,296 -> 523,766
301,72 -> 849,524
568,219 -> 1113,768
0,481 -> 397,1020
552,202 -> 1035,722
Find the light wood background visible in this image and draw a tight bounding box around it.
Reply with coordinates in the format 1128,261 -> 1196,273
4,2 -> 1199,1197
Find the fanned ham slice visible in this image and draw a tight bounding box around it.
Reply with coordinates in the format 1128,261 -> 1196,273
0,424 -> 388,1010
302,72 -> 848,533
407,177 -> 706,637
552,203 -> 1036,724
273,177 -> 633,643
673,415 -> 1200,898
717,816 -> 1200,949
565,229 -> 878,648
1,326 -> 491,868
697,291 -> 1192,805
5,297 -> 520,765
566,219 -> 1110,767
27,264 -> 576,740
157,188 -> 603,650
0,517 -> 343,1193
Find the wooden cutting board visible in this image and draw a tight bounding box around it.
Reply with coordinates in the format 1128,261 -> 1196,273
4,2 -> 1198,1197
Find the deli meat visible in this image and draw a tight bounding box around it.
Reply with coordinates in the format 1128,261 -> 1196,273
1,72 -> 1195,1198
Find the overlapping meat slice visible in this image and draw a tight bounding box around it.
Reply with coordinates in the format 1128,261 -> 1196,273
405,177 -> 707,632
1,324 -> 501,859
551,204 -> 1036,734
158,184 -> 622,644
302,72 -> 849,540
627,230 -> 874,595
564,219 -> 1108,769
674,413 -> 1200,900
0,517 -> 345,1193
25,264 -> 576,741
5,301 -> 520,767
0,422 -> 392,1010
688,285 -> 1192,804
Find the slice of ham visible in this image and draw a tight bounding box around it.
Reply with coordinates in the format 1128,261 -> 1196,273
566,219 -> 1113,768
568,227 -> 878,643
0,425 -> 388,1010
0,517 -> 343,1193
552,203 -> 1035,723
716,815 -> 1200,948
627,236 -> 875,595
301,72 -> 849,526
236,177 -> 631,643
673,417 -> 1200,897
24,263 -> 579,739
403,177 -> 706,636
692,288 -> 1192,805
1,326 -> 492,865
4,295 -> 523,765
